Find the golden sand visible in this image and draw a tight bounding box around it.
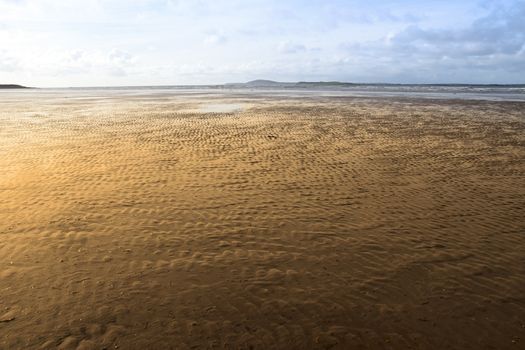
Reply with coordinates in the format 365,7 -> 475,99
0,91 -> 524,349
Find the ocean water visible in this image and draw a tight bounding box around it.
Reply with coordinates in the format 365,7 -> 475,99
222,84 -> 525,101
1,84 -> 524,102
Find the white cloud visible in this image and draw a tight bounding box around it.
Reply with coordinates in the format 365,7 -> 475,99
278,41 -> 307,54
337,0 -> 525,83
0,0 -> 523,86
203,33 -> 227,45
0,49 -> 20,72
108,49 -> 134,65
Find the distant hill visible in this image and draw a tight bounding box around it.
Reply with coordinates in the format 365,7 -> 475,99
226,80 -> 294,88
244,79 -> 291,87
0,84 -> 29,89
296,81 -> 358,87
225,80 -> 358,88
225,80 -> 525,88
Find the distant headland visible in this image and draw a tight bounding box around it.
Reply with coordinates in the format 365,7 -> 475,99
225,80 -> 343,88
0,84 -> 30,89
225,80 -> 525,88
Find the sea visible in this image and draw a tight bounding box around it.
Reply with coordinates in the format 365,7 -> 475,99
2,84 -> 525,102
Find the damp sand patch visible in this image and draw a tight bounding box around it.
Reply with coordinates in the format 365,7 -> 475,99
177,103 -> 244,113
199,103 -> 244,113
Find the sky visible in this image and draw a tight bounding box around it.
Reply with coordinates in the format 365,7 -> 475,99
0,0 -> 524,87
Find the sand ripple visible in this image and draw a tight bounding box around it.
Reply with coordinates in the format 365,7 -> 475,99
0,92 -> 524,349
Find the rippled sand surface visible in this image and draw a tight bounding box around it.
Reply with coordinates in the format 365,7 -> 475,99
1,90 -> 524,349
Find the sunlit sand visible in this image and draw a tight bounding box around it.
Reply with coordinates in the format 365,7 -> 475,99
1,90 -> 524,349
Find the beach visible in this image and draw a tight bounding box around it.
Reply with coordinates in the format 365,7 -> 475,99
1,89 -> 524,349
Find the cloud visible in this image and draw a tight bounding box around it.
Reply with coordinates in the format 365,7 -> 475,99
203,33 -> 227,45
0,0 -> 524,85
390,3 -> 525,58
0,49 -> 20,72
0,47 -> 137,81
338,1 -> 525,83
278,41 -> 307,54
108,49 -> 134,65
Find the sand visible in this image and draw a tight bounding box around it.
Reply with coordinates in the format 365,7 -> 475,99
0,90 -> 524,349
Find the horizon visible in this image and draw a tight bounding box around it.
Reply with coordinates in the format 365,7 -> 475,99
3,79 -> 525,90
1,0 -> 524,87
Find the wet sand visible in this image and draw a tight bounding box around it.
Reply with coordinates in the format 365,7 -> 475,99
0,90 -> 524,349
